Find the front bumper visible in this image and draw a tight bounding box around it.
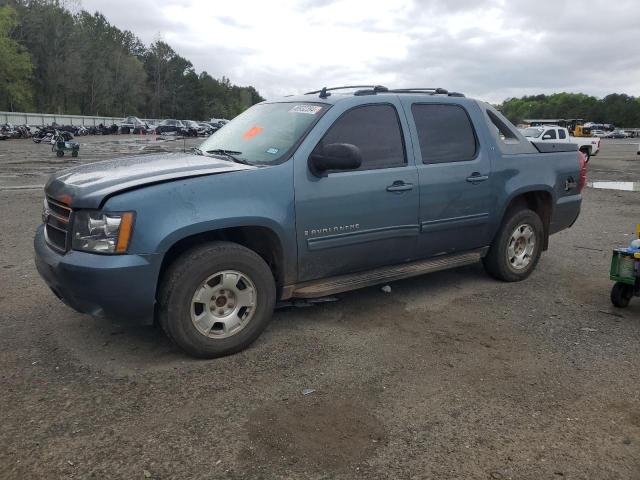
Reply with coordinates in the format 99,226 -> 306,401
34,225 -> 161,325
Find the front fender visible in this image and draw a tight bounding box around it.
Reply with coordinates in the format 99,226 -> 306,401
103,162 -> 297,282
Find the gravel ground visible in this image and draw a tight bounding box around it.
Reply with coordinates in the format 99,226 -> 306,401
0,136 -> 639,479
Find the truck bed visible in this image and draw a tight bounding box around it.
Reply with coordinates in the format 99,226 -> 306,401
531,141 -> 578,154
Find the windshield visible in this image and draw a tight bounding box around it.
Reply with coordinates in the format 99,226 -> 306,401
521,127 -> 543,138
198,102 -> 328,165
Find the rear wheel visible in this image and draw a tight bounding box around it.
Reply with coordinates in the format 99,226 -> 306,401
483,208 -> 544,282
611,282 -> 633,308
158,242 -> 276,358
56,150 -> 64,157
580,148 -> 590,162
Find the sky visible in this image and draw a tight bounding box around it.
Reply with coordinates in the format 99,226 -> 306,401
80,0 -> 640,103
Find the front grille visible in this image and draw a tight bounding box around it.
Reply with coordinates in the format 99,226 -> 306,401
44,197 -> 72,252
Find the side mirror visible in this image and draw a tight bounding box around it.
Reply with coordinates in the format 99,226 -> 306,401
308,143 -> 362,177
542,134 -> 552,140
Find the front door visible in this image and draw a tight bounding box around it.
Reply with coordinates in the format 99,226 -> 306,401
401,100 -> 495,258
294,100 -> 420,282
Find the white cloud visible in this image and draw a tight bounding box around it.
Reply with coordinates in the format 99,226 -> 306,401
81,0 -> 640,103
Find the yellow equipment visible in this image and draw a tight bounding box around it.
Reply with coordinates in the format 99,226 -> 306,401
573,125 -> 592,137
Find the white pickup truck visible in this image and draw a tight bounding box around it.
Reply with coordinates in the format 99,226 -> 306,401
520,126 -> 600,160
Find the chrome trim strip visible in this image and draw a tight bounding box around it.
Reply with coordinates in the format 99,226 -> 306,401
420,213 -> 489,233
306,224 -> 420,251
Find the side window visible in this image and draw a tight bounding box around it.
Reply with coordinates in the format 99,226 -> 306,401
314,104 -> 405,171
545,129 -> 557,140
487,110 -> 520,143
482,104 -> 537,155
411,104 -> 477,164
558,129 -> 567,139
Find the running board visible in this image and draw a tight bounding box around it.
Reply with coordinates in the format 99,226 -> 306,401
283,248 -> 486,299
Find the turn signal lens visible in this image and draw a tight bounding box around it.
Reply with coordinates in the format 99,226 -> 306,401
116,212 -> 135,253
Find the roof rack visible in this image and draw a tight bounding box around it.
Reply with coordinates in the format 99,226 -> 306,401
304,86 -> 465,98
387,88 -> 466,97
305,85 -> 389,98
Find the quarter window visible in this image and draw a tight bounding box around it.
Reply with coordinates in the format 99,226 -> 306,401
558,129 -> 567,139
313,104 -> 405,171
411,104 -> 477,164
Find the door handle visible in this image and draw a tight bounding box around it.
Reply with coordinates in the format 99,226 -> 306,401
466,173 -> 489,184
386,181 -> 413,192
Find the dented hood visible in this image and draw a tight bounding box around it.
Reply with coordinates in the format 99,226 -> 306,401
45,152 -> 256,208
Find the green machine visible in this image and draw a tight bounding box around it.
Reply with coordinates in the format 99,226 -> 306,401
610,225 -> 640,308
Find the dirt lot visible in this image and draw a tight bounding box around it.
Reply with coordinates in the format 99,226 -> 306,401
1,136 -> 639,479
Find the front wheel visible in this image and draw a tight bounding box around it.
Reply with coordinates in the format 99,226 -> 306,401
158,242 -> 276,358
483,208 -> 544,282
56,150 -> 64,157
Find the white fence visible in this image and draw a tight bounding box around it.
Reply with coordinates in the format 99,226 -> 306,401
0,111 -> 159,126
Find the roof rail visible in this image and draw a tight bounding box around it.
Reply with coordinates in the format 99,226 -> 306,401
387,88 -> 465,97
303,86 -> 465,98
305,85 -> 389,98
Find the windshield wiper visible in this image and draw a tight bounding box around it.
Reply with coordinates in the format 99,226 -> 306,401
205,149 -> 250,165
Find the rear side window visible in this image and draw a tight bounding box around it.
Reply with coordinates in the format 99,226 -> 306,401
558,129 -> 566,139
482,103 -> 537,155
314,104 -> 405,171
487,110 -> 519,143
411,104 -> 477,164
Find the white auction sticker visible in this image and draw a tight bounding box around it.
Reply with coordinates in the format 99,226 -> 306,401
289,104 -> 322,115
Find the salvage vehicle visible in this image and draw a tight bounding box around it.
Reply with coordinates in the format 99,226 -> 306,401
35,85 -> 586,358
119,116 -> 148,134
521,125 -> 600,160
155,119 -> 186,135
181,120 -> 203,137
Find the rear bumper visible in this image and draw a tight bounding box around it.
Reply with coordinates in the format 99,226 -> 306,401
34,225 -> 160,325
550,194 -> 582,234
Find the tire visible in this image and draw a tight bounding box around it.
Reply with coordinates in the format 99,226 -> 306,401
483,208 -> 544,282
56,150 -> 64,157
71,150 -> 78,158
158,241 -> 276,358
611,282 -> 633,308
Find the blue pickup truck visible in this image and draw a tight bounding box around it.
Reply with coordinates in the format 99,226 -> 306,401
35,86 -> 585,358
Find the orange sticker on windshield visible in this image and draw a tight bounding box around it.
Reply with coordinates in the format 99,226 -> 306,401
243,125 -> 263,140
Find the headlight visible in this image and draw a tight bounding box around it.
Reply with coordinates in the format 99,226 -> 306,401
72,211 -> 135,254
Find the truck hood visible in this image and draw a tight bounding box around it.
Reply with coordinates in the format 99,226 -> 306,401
45,152 -> 256,209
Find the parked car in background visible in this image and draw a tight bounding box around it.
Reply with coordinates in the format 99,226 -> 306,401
197,122 -> 215,135
35,86 -> 586,358
155,119 -> 186,135
119,116 -> 151,134
606,129 -> 630,139
521,125 -> 600,160
181,120 -> 202,137
209,118 -> 229,129
591,129 -> 606,137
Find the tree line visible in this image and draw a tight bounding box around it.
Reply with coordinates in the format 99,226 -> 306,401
498,92 -> 640,127
0,0 -> 264,120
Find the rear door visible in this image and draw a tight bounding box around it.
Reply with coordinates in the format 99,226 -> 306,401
401,100 -> 495,258
294,100 -> 420,281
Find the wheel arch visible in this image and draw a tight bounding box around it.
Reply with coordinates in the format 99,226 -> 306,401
156,224 -> 288,300
499,189 -> 554,251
